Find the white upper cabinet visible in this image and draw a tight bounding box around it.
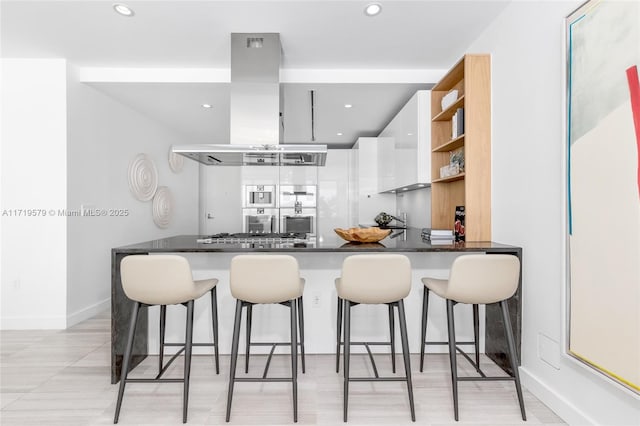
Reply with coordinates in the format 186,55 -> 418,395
377,90 -> 431,193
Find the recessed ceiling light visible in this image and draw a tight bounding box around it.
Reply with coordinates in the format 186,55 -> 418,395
201,103 -> 212,109
344,104 -> 353,109
391,190 -> 396,193
364,3 -> 382,16
337,132 -> 343,136
418,184 -> 425,187
407,133 -> 414,136
402,188 -> 408,191
113,3 -> 134,17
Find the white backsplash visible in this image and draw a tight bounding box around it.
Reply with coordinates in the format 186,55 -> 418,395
396,187 -> 431,229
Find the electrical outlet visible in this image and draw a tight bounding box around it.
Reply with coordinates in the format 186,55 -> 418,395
311,293 -> 321,308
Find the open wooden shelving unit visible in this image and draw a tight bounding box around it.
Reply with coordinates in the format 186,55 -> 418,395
430,54 -> 491,241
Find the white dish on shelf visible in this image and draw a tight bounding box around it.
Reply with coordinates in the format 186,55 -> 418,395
441,89 -> 459,110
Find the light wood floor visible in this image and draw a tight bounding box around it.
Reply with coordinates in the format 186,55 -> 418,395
1,311 -> 565,425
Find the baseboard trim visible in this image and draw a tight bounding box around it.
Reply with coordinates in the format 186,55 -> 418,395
1,298 -> 110,330
1,315 -> 67,330
520,367 -> 595,425
66,298 -> 110,327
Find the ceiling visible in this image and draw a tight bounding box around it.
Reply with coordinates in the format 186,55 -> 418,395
1,0 -> 510,148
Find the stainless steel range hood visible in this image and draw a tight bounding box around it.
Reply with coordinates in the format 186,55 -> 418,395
172,144 -> 327,166
172,33 -> 327,166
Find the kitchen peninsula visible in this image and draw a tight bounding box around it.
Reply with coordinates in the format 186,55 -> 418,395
111,228 -> 522,384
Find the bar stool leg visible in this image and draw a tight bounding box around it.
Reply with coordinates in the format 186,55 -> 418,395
290,300 -> 298,423
389,304 -> 396,373
420,287 -> 429,372
211,288 -> 220,374
114,301 -> 140,424
473,304 -> 480,373
501,300 -> 527,421
446,299 -> 459,421
336,296 -> 343,373
343,300 -> 351,422
397,300 -> 416,421
159,304 -> 167,376
297,296 -> 306,374
225,300 -> 243,422
245,304 -> 252,373
183,300 -> 194,423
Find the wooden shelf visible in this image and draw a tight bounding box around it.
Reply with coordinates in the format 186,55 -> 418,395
433,135 -> 465,153
432,172 -> 466,183
432,56 -> 465,91
431,54 -> 491,241
432,95 -> 465,122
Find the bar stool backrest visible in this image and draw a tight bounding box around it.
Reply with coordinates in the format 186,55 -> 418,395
120,255 -> 196,305
230,255 -> 302,304
338,254 -> 411,304
446,254 -> 520,304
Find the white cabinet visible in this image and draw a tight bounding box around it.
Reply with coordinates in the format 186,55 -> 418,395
318,150 -> 354,234
377,90 -> 431,193
352,137 -> 396,225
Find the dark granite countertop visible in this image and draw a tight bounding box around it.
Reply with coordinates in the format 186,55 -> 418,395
112,228 -> 521,254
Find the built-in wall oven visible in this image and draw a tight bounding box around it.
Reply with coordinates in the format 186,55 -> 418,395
280,208 -> 316,235
279,185 -> 316,235
244,185 -> 276,208
242,208 -> 279,233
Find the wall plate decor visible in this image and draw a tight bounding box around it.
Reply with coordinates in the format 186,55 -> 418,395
168,148 -> 184,173
128,153 -> 158,201
566,0 -> 640,393
152,186 -> 173,228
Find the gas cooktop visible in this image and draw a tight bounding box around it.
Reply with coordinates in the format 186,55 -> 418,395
197,232 -> 308,244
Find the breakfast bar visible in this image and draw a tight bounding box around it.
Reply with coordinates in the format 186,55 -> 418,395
111,228 -> 522,384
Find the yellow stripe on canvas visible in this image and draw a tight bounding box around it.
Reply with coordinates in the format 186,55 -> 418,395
569,350 -> 640,391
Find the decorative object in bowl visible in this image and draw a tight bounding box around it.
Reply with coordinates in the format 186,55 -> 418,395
334,227 -> 392,243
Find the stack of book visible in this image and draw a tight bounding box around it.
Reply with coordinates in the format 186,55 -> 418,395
451,107 -> 464,138
421,228 -> 455,245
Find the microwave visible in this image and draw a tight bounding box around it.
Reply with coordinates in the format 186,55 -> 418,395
244,185 -> 276,208
280,208 -> 316,235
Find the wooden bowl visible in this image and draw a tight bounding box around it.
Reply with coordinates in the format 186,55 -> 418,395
334,227 -> 392,243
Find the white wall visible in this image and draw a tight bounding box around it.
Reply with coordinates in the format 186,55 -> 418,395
66,70 -> 200,326
466,1 -> 640,424
1,59 -> 68,329
0,59 -> 200,329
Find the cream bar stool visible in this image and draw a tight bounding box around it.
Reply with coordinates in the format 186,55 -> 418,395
336,298 -> 396,374
226,255 -> 305,423
421,254 -> 526,421
336,254 -> 415,422
114,255 -> 219,424
244,293 -> 305,374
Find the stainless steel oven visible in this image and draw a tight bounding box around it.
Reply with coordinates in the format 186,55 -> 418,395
280,185 -> 316,208
280,208 -> 316,235
244,185 -> 276,208
242,208 -> 279,233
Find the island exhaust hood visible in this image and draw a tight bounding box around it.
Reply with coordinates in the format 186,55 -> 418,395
172,33 -> 327,166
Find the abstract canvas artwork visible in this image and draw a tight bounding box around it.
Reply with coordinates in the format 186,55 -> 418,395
566,0 -> 640,393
